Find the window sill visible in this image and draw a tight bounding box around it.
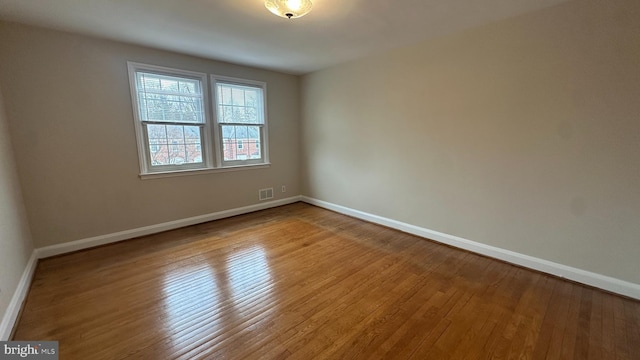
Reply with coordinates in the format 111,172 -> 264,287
139,163 -> 271,180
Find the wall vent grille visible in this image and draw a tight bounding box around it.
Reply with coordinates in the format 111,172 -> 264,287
259,188 -> 274,201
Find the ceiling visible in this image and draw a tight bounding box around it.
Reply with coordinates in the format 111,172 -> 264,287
0,0 -> 571,75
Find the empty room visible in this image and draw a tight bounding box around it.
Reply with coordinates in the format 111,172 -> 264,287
0,0 -> 638,358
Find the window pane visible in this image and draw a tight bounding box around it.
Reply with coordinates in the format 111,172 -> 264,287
136,72 -> 204,123
236,126 -> 247,159
221,125 -> 261,161
147,124 -> 167,139
216,83 -> 263,124
247,126 -> 261,159
146,124 -> 203,166
222,125 -> 236,161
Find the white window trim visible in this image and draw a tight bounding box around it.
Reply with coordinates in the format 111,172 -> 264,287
127,62 -> 270,179
211,74 -> 270,168
138,163 -> 271,180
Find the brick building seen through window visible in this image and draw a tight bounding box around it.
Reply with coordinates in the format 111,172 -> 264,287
147,123 -> 260,165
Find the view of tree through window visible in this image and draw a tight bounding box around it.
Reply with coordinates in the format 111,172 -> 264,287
136,72 -> 205,166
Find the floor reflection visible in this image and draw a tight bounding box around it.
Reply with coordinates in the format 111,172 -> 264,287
160,246 -> 275,351
226,246 -> 274,314
161,260 -> 219,346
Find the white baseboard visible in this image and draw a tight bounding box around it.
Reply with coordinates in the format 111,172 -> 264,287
37,196 -> 302,259
301,196 -> 640,300
0,251 -> 38,340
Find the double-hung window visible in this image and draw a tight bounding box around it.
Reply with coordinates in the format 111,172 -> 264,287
212,76 -> 267,167
128,62 -> 269,177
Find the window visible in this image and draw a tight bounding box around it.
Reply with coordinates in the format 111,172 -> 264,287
128,63 -> 269,177
212,76 -> 268,167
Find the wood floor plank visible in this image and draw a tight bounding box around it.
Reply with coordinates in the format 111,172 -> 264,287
601,293 -> 618,358
11,202 -> 640,359
587,289 -> 605,360
519,275 -> 557,358
613,296 -> 632,359
574,287 -> 593,359
475,267 -> 530,358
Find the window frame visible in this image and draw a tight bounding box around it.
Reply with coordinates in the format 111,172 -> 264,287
211,75 -> 270,168
127,63 -> 270,178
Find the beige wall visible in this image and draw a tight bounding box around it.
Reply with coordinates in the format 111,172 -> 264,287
0,86 -> 34,330
0,22 -> 301,248
301,0 -> 640,284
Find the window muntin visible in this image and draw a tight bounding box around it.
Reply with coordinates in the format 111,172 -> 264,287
129,63 -> 269,177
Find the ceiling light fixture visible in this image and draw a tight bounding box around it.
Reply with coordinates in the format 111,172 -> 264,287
265,0 -> 313,19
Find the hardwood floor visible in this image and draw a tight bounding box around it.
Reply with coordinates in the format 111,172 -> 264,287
13,203 -> 640,359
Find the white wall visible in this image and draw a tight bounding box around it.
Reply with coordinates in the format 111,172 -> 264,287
301,0 -> 640,284
0,22 -> 301,248
0,86 -> 34,337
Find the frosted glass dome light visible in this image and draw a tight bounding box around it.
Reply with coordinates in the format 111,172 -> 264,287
265,0 -> 313,19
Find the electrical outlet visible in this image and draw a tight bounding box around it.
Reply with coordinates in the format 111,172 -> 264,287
281,185 -> 286,193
